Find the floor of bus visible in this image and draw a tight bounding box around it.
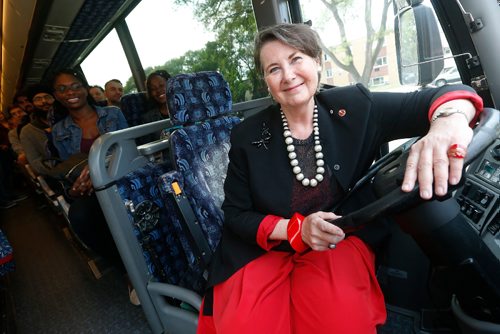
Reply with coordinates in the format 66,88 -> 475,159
0,184 -> 152,333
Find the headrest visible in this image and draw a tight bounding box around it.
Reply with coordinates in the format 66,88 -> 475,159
120,92 -> 148,127
167,71 -> 232,126
121,91 -> 148,108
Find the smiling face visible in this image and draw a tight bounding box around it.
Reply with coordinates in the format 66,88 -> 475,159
148,74 -> 167,105
53,73 -> 88,110
260,40 -> 320,111
32,92 -> 55,112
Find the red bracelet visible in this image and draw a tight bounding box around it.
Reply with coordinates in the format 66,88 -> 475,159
287,213 -> 309,253
428,90 -> 483,126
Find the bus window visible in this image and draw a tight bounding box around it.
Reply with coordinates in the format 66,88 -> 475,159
298,0 -> 460,91
125,0 -> 215,83
81,30 -> 133,92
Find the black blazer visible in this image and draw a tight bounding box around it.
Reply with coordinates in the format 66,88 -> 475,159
207,83 -> 478,287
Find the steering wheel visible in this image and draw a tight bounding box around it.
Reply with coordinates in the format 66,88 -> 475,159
330,108 -> 499,234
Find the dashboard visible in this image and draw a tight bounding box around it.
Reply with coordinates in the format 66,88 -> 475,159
456,138 -> 500,258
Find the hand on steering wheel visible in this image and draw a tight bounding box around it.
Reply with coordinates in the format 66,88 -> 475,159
328,108 -> 498,233
402,115 -> 473,200
301,211 -> 345,251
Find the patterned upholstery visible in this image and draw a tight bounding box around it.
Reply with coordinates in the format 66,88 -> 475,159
113,72 -> 239,295
167,71 -> 233,126
160,71 -> 240,285
115,162 -> 204,293
120,92 -> 148,127
157,172 -> 206,293
0,229 -> 14,276
167,116 -> 240,250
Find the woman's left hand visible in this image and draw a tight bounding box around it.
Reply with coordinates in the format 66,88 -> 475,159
301,211 -> 345,251
73,165 -> 94,196
401,112 -> 473,199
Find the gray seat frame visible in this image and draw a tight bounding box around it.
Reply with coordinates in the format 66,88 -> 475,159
89,119 -> 201,334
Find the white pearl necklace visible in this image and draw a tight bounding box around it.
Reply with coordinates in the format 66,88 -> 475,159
281,105 -> 325,187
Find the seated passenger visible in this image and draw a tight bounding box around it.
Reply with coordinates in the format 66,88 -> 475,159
13,90 -> 35,115
104,79 -> 124,108
6,105 -> 29,167
196,23 -> 484,333
139,70 -> 174,143
19,85 -> 58,176
88,85 -> 108,107
50,69 -> 137,303
142,70 -> 171,122
51,71 -> 128,161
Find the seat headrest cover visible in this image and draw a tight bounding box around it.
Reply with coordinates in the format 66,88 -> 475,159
120,92 -> 148,126
167,71 -> 232,126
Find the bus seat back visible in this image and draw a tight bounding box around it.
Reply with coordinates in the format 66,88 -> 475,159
114,161 -> 205,289
163,71 -> 240,273
167,71 -> 233,126
120,92 -> 148,127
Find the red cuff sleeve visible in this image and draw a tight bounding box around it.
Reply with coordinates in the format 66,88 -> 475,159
428,90 -> 484,126
256,215 -> 283,251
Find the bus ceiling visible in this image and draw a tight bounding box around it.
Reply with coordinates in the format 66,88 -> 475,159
1,0 -> 141,112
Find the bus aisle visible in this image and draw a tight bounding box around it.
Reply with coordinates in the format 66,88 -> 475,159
0,188 -> 152,333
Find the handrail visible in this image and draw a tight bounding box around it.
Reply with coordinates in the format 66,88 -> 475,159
88,119 -> 172,189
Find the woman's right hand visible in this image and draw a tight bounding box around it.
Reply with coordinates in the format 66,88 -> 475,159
301,211 -> 345,251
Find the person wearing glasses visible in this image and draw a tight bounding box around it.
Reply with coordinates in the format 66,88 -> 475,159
49,69 -> 136,302
51,69 -> 128,162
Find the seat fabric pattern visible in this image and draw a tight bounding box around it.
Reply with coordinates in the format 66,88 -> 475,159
169,116 -> 241,249
120,92 -> 148,127
157,171 -> 207,294
115,162 -> 204,292
167,72 -> 232,126
0,229 -> 15,276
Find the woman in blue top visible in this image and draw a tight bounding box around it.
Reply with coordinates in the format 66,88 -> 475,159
52,71 -> 128,161
51,69 -> 127,195
49,69 -> 137,303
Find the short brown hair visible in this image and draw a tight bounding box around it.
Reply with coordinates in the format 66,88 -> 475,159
253,23 -> 323,74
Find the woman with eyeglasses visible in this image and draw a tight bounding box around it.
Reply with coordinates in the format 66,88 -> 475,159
51,69 -> 128,162
48,69 -> 137,303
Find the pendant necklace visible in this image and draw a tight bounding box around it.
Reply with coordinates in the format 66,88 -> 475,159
281,104 -> 325,187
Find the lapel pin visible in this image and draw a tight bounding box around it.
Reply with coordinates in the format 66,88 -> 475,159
252,122 -> 271,150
